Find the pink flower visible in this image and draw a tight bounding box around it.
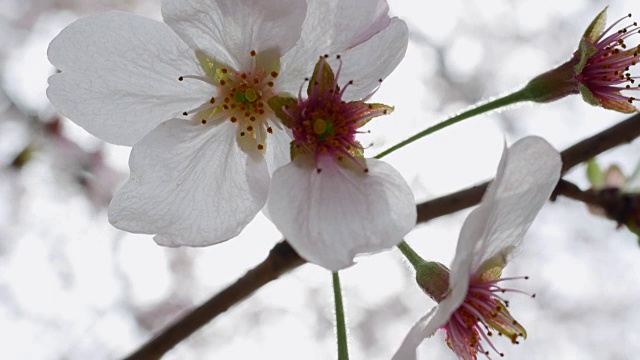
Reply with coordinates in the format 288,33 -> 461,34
574,7 -> 640,113
266,57 -> 416,271
393,137 -> 562,360
524,7 -> 640,113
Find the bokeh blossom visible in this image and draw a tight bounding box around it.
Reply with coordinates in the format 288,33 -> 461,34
393,137 -> 561,360
47,0 -> 408,246
266,57 -> 415,271
586,159 -> 640,240
525,7 -> 640,113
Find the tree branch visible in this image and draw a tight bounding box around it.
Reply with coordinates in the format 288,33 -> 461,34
418,112 -> 640,222
124,112 -> 640,360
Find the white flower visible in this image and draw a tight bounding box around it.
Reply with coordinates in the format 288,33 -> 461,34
47,0 -> 408,246
393,136 -> 562,360
266,57 -> 415,271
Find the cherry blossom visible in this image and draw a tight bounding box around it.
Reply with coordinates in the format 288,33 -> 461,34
394,137 -> 562,359
47,0 -> 408,246
574,7 -> 640,113
266,57 -> 416,271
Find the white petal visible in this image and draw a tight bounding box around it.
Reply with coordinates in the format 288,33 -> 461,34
267,156 -> 416,271
278,0 -> 401,94
47,11 -> 211,146
162,0 -> 306,71
449,136 -> 561,288
308,0 -> 392,51
108,120 -> 269,246
330,18 -> 409,100
393,307 -> 439,360
264,126 -> 293,177
259,126 -> 292,222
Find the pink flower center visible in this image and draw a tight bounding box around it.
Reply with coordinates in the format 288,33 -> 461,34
577,13 -> 640,104
443,276 -> 532,359
178,50 -> 279,152
282,56 -> 388,172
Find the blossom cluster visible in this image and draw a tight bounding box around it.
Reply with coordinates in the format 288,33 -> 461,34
48,0 -> 413,270
46,1 -> 625,359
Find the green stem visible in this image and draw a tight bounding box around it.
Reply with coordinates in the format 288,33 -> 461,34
374,88 -> 532,159
332,271 -> 349,360
396,240 -> 426,270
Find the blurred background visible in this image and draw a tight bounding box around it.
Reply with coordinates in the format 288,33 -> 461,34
1,0 -> 640,359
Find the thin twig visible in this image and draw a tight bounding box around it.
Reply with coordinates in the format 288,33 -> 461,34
555,179 -> 600,205
124,112 -> 640,360
332,272 -> 349,360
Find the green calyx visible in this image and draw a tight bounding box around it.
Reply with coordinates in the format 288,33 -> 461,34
267,96 -> 298,127
575,38 -> 599,74
415,261 -> 451,303
309,56 -> 337,96
522,60 -> 580,103
578,83 -> 601,106
582,7 -> 608,44
574,7 -> 607,75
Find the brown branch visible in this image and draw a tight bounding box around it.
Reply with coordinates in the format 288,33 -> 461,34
418,112 -> 640,222
554,179 -> 600,205
557,178 -> 640,228
124,112 -> 640,360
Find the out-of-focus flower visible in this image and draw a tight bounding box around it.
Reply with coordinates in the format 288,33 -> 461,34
586,159 -> 640,241
393,137 -> 562,360
43,119 -> 124,209
587,159 -> 628,191
266,57 -> 415,271
47,0 -> 408,246
524,7 -> 640,113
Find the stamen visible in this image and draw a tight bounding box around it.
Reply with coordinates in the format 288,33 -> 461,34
181,102 -> 216,117
178,74 -> 218,86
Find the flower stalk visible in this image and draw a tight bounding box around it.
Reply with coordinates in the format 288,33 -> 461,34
375,89 -> 532,159
332,271 -> 349,360
396,240 -> 426,269
378,8 -> 640,159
